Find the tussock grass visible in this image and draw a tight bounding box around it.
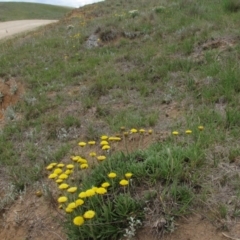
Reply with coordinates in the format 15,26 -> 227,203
0,2 -> 73,22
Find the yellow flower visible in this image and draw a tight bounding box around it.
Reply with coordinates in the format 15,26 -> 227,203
86,189 -> 95,197
65,207 -> 74,213
80,163 -> 88,169
67,202 -> 77,209
123,132 -> 129,136
92,186 -> 98,192
46,165 -> 54,170
49,162 -> 57,167
71,156 -> 80,162
79,192 -> 87,198
67,187 -> 77,193
198,126 -> 204,131
58,196 -> 68,203
56,179 -> 63,184
185,130 -> 192,134
65,169 -> 73,175
48,173 -> 58,179
66,164 -> 74,169
83,210 -> 95,219
89,152 -> 96,157
101,182 -> 110,188
88,141 -> 96,145
108,172 -> 117,178
148,129 -> 153,134
53,168 -> 63,175
100,140 -> 109,146
119,179 -> 129,186
139,129 -> 145,134
75,199 -> 84,207
96,187 -> 107,195
78,142 -> 86,147
102,145 -> 110,150
57,163 -> 65,168
97,156 -> 106,161
120,126 -> 125,131
59,183 -> 69,190
108,137 -> 121,141
101,135 -> 108,140
73,216 -> 84,226
58,174 -> 68,180
172,131 -> 179,135
130,128 -> 138,133
125,173 -> 133,179
77,158 -> 87,164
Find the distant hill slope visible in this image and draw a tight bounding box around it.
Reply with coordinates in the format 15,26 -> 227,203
0,2 -> 73,21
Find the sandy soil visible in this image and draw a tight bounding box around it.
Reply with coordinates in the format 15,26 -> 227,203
0,20 -> 58,40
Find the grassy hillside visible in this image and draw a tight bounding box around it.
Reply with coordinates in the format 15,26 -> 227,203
0,2 -> 73,21
0,0 -> 240,239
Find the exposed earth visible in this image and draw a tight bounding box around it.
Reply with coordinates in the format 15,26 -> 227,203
0,20 -> 58,40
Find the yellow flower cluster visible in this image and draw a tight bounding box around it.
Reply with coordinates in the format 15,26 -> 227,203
172,126 -> 204,136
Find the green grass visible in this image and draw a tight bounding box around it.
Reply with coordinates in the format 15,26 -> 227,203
0,2 -> 73,21
0,0 -> 240,238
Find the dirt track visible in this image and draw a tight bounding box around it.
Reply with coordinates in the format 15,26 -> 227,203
0,20 -> 58,40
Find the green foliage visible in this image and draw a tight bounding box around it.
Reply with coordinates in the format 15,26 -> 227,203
223,0 -> 240,12
0,2 -> 72,21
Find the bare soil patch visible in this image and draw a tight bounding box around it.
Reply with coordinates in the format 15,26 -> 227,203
0,20 -> 58,40
0,77 -> 24,121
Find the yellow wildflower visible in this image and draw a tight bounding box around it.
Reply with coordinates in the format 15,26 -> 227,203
172,131 -> 179,135
102,145 -> 110,150
79,192 -> 87,198
97,156 -> 106,161
65,169 -> 73,175
148,129 -> 153,134
78,142 -> 86,147
59,183 -> 69,190
88,141 -> 96,145
185,130 -> 192,134
67,202 -> 76,209
57,163 -> 65,168
139,129 -> 145,133
130,128 -> 138,133
66,164 -> 74,169
101,182 -> 110,188
108,137 -> 121,141
101,135 -> 108,140
100,140 -> 109,146
71,156 -> 80,162
46,165 -> 54,170
86,189 -> 95,197
198,126 -> 204,131
89,152 -> 96,157
73,216 -> 84,226
56,179 -> 63,184
58,174 -> 68,180
96,187 -> 107,195
65,207 -> 74,213
83,210 -> 95,219
58,196 -> 68,203
108,172 -> 117,178
119,179 -> 129,186
67,187 -> 77,193
48,173 -> 58,179
53,168 -> 63,175
125,173 -> 133,179
92,186 -> 98,192
75,199 -> 84,207
80,163 -> 88,169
